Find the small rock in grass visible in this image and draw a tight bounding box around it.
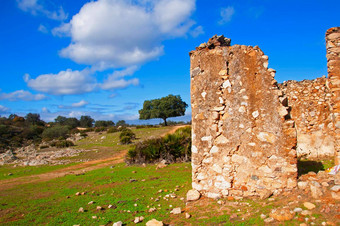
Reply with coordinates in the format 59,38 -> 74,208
170,207 -> 181,214
264,217 -> 274,223
92,216 -> 97,219
132,171 -> 136,173
134,203 -> 137,207
146,219 -> 163,226
88,201 -> 94,205
303,202 -> 316,210
269,208 -> 294,221
294,208 -> 302,213
75,192 -> 80,196
230,213 -> 238,219
185,213 -> 191,219
300,210 -> 312,216
260,214 -> 266,219
130,179 -> 137,183
96,206 -> 103,210
158,189 -> 163,193
78,207 -> 84,212
148,207 -> 156,213
81,192 -> 86,195
186,189 -> 201,201
134,216 -> 144,223
112,221 -> 123,226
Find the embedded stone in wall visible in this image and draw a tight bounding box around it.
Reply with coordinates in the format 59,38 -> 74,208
190,35 -> 297,199
326,27 -> 340,165
279,77 -> 334,159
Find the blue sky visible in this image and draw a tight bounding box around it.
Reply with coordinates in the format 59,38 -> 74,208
0,0 -> 339,123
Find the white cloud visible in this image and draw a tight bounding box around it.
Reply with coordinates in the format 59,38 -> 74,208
0,90 -> 47,101
38,24 -> 48,33
219,6 -> 235,24
58,100 -> 89,109
41,107 -> 50,113
0,105 -> 10,113
190,25 -> 204,38
17,0 -> 68,21
25,69 -> 96,95
100,66 -> 140,90
53,0 -> 196,69
72,100 -> 89,108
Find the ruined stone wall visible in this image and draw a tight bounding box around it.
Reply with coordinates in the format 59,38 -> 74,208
190,36 -> 297,199
326,27 -> 340,165
279,77 -> 334,159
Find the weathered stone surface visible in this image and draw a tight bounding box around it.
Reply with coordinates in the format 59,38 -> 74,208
112,221 -> 123,226
145,219 -> 163,226
269,208 -> 294,221
190,35 -> 297,198
170,207 -> 181,214
186,189 -> 201,201
279,77 -> 334,159
326,27 -> 340,165
303,202 -> 316,210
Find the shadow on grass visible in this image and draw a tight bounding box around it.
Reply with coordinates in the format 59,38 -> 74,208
297,160 -> 324,176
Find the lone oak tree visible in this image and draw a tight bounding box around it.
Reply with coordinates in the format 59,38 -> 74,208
139,95 -> 188,126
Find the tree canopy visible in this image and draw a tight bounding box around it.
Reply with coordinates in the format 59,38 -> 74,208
139,94 -> 188,126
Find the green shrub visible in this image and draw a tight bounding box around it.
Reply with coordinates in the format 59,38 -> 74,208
42,126 -> 70,140
51,140 -> 74,148
95,127 -> 106,133
107,127 -> 119,133
126,126 -> 191,164
119,128 -> 136,144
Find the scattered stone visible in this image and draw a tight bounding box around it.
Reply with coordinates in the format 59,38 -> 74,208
294,208 -> 303,213
258,189 -> 272,200
298,181 -> 308,190
134,216 -> 144,224
78,207 -> 84,212
96,206 -> 103,210
303,202 -> 316,210
92,216 -> 97,219
186,189 -> 201,201
132,171 -> 136,173
185,213 -> 191,219
145,219 -> 163,226
156,160 -> 168,169
260,214 -> 266,219
310,181 -> 323,198
264,217 -> 274,223
148,207 -> 156,213
230,213 -> 238,219
269,208 -> 295,221
130,179 -> 137,183
75,192 -> 80,196
112,221 -> 123,226
300,210 -> 312,216
170,207 -> 181,214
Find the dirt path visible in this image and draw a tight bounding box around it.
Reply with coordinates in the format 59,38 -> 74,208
0,125 -> 189,191
0,150 -> 127,191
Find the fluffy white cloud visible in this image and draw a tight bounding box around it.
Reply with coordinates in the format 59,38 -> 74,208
41,107 -> 50,113
0,105 -> 10,113
100,66 -> 140,90
17,0 -> 68,21
0,90 -> 47,101
54,0 -> 196,69
25,69 -> 96,95
219,6 -> 235,24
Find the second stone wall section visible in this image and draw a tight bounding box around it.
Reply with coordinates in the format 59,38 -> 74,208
279,77 -> 334,159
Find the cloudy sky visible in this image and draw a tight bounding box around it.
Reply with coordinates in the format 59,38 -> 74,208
0,0 -> 339,123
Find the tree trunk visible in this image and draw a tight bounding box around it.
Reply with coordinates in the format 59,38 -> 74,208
163,118 -> 167,126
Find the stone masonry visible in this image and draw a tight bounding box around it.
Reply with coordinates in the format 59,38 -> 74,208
190,36 -> 297,199
279,77 -> 334,159
326,27 -> 340,165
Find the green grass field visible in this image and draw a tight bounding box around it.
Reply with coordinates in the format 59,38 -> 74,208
0,126 -> 335,225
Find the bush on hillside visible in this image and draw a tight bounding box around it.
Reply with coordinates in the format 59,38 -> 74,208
126,126 -> 191,164
119,128 -> 136,144
107,127 -> 119,133
42,126 -> 70,140
51,140 -> 74,148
